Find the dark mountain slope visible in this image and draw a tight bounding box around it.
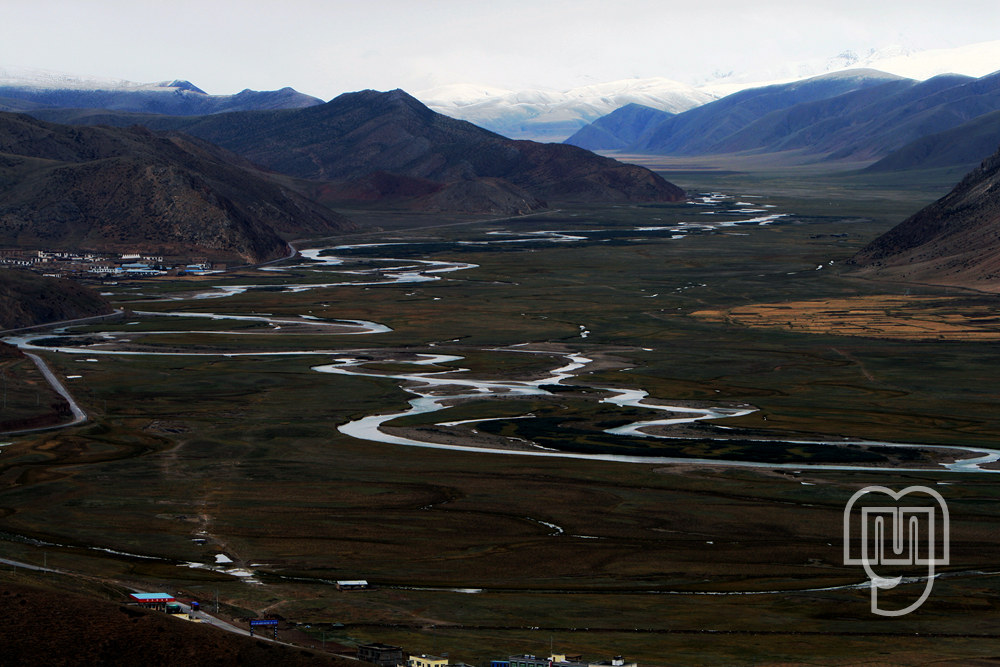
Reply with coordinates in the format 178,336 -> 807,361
571,69 -> 1000,170
565,103 -> 675,151
0,113 -> 352,261
707,74 -> 978,159
850,144 -> 1000,289
28,89 -> 686,206
0,269 -> 112,329
865,109 -> 1000,172
630,69 -> 904,155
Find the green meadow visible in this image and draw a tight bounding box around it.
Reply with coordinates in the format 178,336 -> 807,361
4,168 -> 1000,664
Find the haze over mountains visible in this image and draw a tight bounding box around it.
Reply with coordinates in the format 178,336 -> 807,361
417,79 -> 714,143
419,40 -> 1000,141
2,37 -> 1000,277
0,67 -> 323,116
7,41 -> 1000,145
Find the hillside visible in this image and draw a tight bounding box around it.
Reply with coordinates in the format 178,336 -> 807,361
0,269 -> 111,330
568,69 -> 1000,169
0,581 -> 353,667
27,89 -> 686,208
627,69 -> 905,155
0,112 -> 353,262
850,144 -> 1000,289
865,108 -> 1000,172
564,103 -> 675,151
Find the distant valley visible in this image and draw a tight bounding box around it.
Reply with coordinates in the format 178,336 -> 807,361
9,46 -> 1000,666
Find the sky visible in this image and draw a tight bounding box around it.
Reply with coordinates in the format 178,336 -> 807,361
3,0 -> 1000,99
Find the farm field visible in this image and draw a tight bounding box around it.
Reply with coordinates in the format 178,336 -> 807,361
4,168 -> 1000,665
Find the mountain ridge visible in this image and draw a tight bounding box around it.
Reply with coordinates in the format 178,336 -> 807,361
850,144 -> 1000,290
0,112 -> 353,262
0,67 -> 323,116
25,89 -> 686,208
566,68 -> 1000,170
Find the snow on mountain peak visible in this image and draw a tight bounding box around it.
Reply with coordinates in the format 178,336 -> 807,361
416,77 -> 715,142
0,66 -> 203,93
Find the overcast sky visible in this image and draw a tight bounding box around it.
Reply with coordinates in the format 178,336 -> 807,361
2,0 -> 1000,98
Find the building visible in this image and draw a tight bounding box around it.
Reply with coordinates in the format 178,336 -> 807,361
589,659 -> 636,667
492,655 -> 633,667
493,656 -> 548,667
358,642 -> 405,667
128,592 -> 175,611
550,656 -> 586,667
408,655 -> 448,667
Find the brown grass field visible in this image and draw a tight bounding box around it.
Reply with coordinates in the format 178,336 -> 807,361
692,295 -> 1000,340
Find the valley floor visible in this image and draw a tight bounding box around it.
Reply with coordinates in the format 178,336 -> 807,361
4,171 -> 1000,665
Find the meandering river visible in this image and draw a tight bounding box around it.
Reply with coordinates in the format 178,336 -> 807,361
8,195 -> 998,473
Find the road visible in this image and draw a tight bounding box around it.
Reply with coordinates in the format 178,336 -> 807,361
0,553 -> 346,653
0,352 -> 89,436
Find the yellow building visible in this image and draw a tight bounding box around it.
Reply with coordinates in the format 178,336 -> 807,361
408,654 -> 448,667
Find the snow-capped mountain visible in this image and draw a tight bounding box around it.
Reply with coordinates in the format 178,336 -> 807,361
416,78 -> 716,143
0,66 -> 322,115
0,66 -> 204,92
422,40 -> 1000,142
698,40 -> 1000,97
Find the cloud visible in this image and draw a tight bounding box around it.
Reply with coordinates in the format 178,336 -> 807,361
2,0 -> 999,96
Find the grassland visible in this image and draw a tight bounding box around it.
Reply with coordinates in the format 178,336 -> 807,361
4,167 -> 1000,665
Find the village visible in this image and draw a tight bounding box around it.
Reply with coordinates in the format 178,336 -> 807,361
0,248 -> 220,279
126,591 -> 638,667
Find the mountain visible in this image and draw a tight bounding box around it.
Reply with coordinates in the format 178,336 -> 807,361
417,78 -> 714,142
564,103 -> 674,151
0,269 -> 111,329
419,42 -> 1000,143
865,108 -> 1000,172
695,41 -> 1000,97
850,144 -> 1000,289
38,89 -> 685,207
0,112 -> 353,262
622,69 -> 907,155
822,41 -> 1000,83
567,69 -> 904,154
568,68 -> 1000,169
0,67 -> 322,115
695,71 -> 994,161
